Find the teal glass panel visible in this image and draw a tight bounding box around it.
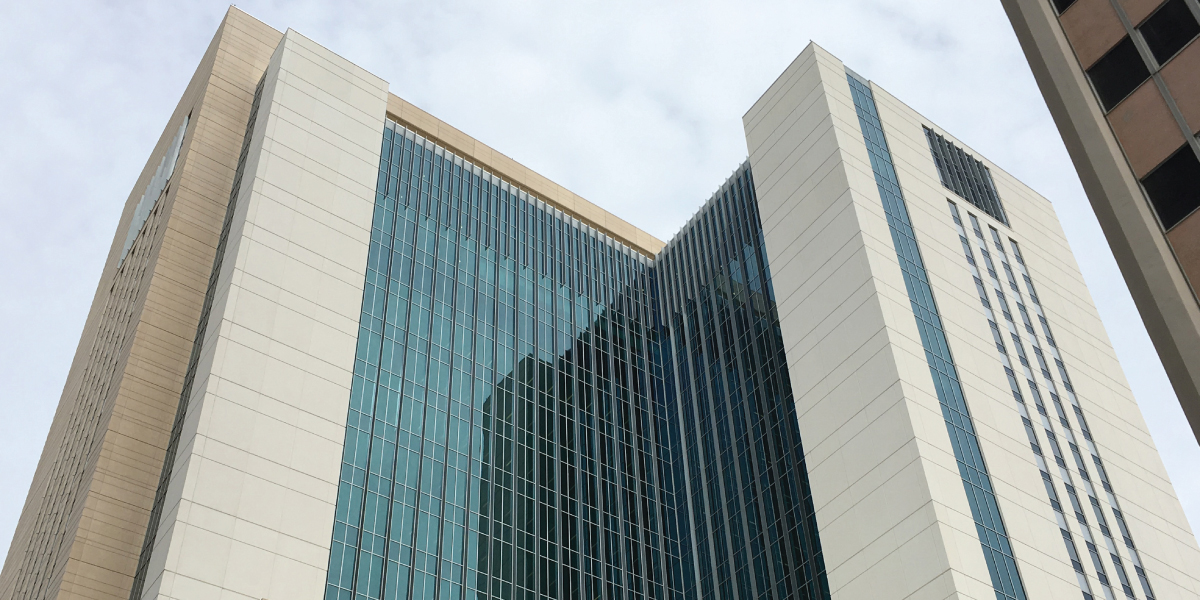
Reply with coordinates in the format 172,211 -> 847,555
655,165 -> 829,600
325,123 -> 679,600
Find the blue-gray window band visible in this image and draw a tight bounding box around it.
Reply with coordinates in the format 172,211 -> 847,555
847,71 -> 1027,600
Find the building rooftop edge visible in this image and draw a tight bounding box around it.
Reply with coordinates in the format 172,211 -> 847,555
222,7 -> 665,258
384,94 -> 666,258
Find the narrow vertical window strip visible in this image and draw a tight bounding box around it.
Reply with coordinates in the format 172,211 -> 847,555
847,72 -> 1026,600
983,227 -> 1133,600
1006,238 -> 1155,600
948,201 -> 1108,600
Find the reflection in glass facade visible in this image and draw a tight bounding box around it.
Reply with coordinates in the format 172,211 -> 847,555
846,72 -> 1027,600
323,122 -> 829,600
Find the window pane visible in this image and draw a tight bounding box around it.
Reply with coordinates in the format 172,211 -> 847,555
1087,36 -> 1151,110
1052,0 -> 1078,14
1142,144 -> 1200,228
1139,0 -> 1200,64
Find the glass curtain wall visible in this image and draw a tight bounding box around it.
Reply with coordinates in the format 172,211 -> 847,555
655,164 -> 830,600
324,122 -> 680,600
325,123 -> 829,600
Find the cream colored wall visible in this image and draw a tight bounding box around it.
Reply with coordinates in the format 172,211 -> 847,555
740,39 -> 1200,598
872,80 -> 1200,598
3,7 -> 658,599
11,5 -> 1196,599
871,85 -> 1083,599
138,30 -> 387,600
744,44 -> 998,599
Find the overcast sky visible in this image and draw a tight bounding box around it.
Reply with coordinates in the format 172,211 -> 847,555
1,0 -> 1197,561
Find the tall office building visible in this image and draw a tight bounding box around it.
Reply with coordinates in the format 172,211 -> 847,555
1000,0 -> 1200,441
3,7 -> 1198,600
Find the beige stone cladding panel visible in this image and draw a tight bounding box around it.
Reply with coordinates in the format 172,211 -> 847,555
1058,0 -> 1127,70
0,8 -> 281,600
992,148 -> 1200,596
67,12 -> 282,600
872,88 -> 1083,598
744,43 -> 995,599
137,30 -> 387,600
881,87 -> 1200,597
69,13 -> 281,600
1118,0 -> 1168,25
1106,81 -> 1186,178
1002,0 -> 1200,588
1004,163 -> 1200,598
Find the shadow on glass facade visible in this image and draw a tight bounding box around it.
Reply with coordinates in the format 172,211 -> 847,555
324,122 -> 828,600
656,165 -> 829,600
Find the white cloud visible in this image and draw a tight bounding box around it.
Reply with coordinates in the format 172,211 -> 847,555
1,0 -> 1196,567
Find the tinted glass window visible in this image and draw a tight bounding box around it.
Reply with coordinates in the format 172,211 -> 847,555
1052,0 -> 1078,14
1142,145 -> 1200,229
1087,36 -> 1151,110
1139,0 -> 1200,64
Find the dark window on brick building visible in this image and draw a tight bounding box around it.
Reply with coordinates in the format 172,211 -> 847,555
1142,145 -> 1200,229
1139,0 -> 1200,64
1087,36 -> 1151,110
1052,0 -> 1078,14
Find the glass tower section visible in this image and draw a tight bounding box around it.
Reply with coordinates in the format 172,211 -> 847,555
846,72 -> 1027,600
324,122 -> 829,600
324,122 -> 680,600
655,165 -> 829,600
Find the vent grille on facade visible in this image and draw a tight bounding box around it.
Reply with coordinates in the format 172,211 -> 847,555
925,127 -> 1009,225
